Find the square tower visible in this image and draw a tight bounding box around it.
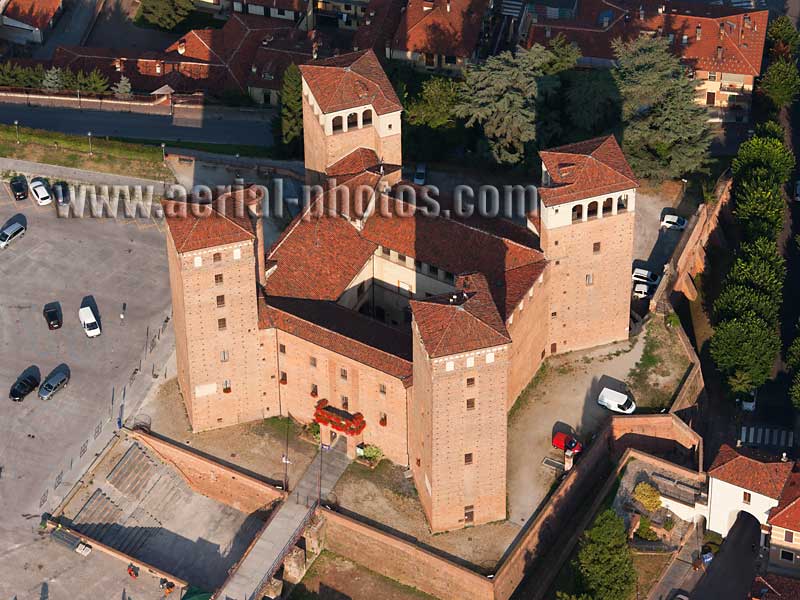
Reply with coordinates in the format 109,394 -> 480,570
534,136 -> 638,355
299,50 -> 403,184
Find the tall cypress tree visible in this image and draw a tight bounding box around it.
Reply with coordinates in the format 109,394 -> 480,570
280,63 -> 303,158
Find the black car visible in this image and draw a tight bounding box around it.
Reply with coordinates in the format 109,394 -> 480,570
43,303 -> 62,329
10,373 -> 40,402
10,175 -> 28,201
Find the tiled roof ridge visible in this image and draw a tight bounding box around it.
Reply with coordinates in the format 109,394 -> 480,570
718,12 -> 762,76
266,300 -> 413,376
267,195 -> 324,258
164,198 -> 256,252
184,28 -> 227,67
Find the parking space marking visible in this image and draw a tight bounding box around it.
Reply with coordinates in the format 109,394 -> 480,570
0,182 -> 15,205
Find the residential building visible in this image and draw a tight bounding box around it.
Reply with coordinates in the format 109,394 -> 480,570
0,0 -> 61,44
523,0 -> 768,122
163,48 -> 638,532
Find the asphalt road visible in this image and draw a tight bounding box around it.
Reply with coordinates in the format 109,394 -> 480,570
0,104 -> 274,145
693,512 -> 760,600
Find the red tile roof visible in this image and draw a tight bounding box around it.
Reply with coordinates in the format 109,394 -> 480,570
354,0 -> 405,52
3,0 -> 61,30
260,296 -> 413,383
162,187 -> 262,253
299,49 -> 402,115
751,574 -> 800,600
538,135 -> 638,206
527,1 -> 767,77
392,0 -> 488,58
709,444 -> 794,500
410,273 -> 510,358
769,468 -> 800,531
326,147 -> 381,178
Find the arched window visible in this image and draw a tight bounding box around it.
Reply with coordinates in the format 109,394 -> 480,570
572,204 -> 583,223
362,109 -> 373,125
602,197 -> 614,215
618,195 -> 628,212
347,112 -> 358,129
332,116 -> 343,132
586,201 -> 600,220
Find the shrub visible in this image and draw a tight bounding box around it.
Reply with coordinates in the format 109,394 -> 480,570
307,422 -> 320,442
791,373 -> 800,410
787,337 -> 800,373
633,482 -> 662,512
664,517 -> 675,531
636,516 -> 660,541
578,510 -> 636,600
362,445 -> 383,462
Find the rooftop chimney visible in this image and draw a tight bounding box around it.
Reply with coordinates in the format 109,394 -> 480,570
177,40 -> 186,55
657,4 -> 664,14
447,0 -> 450,11
638,5 -> 644,20
783,452 -> 789,463
696,24 -> 701,40
716,45 -> 723,60
423,0 -> 434,10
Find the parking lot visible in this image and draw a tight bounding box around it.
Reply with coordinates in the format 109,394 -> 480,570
0,182 -> 172,597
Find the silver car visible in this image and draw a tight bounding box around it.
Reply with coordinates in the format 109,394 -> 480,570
0,222 -> 25,249
38,370 -> 69,401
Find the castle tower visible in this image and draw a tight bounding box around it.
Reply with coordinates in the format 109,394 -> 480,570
408,275 -> 511,532
299,50 -> 403,184
162,190 -> 275,431
534,136 -> 638,355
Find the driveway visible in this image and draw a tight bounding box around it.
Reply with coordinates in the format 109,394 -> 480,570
0,186 -> 172,598
693,512 -> 760,600
85,0 -> 179,50
34,0 -> 100,59
506,337 -> 646,525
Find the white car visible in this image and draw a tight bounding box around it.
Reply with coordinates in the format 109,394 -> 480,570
660,214 -> 687,230
79,306 -> 101,338
738,389 -> 757,412
413,163 -> 427,186
632,282 -> 653,299
632,268 -> 662,286
597,387 -> 636,414
30,178 -> 52,206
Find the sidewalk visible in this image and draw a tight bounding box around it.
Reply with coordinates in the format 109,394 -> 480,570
648,522 -> 704,600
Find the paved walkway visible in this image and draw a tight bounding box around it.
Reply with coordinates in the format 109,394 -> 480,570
648,522 -> 703,600
0,157 -> 168,192
217,440 -> 351,600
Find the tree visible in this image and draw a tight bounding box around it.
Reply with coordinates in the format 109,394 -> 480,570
791,373 -> 800,410
727,238 -> 786,300
577,510 -> 636,600
714,284 -> 780,325
454,45 -> 562,164
563,69 -> 621,138
83,68 -> 109,93
732,135 -> 795,184
279,63 -> 303,158
759,59 -> 800,109
767,16 -> 800,60
633,482 -> 662,512
733,172 -> 785,241
556,594 -> 592,600
755,120 -> 785,141
787,337 -> 800,373
710,314 -> 780,390
112,75 -> 133,99
138,0 -> 194,30
406,77 -> 459,129
613,36 -> 711,179
41,67 -> 63,92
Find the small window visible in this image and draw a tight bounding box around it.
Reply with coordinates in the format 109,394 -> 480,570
743,491 -> 751,505
215,273 -> 224,285
397,253 -> 406,263
279,344 -> 286,354
445,55 -> 457,65
379,412 -> 387,426
218,318 -> 227,331
280,371 -> 287,384
223,379 -> 231,393
593,242 -> 601,253
310,356 -> 317,367
213,252 -> 222,263
221,350 -> 229,362
708,71 -> 717,81
466,398 -> 475,410
382,246 -> 391,256
341,395 -> 349,410
786,531 -> 794,543
311,383 -> 318,396
554,240 -> 559,246
444,272 -> 455,284
464,505 -> 474,523
416,458 -> 421,467
464,453 -> 473,465
340,368 -> 348,380
216,295 -> 225,308
551,311 -> 557,318
782,550 -> 794,562
466,377 -> 475,387
429,265 -> 439,277
586,274 -> 594,286
414,259 -> 422,270
379,383 -> 386,395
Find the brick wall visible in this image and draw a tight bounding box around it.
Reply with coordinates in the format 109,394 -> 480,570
321,508 -> 495,600
610,414 -> 703,471
132,430 -> 284,513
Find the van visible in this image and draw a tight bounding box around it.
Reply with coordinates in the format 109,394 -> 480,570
79,306 -> 101,338
0,222 -> 25,249
597,387 -> 636,414
38,370 -> 69,401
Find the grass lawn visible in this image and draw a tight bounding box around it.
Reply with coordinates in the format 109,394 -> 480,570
133,8 -> 225,35
0,124 -> 174,180
114,137 -> 280,159
632,552 -> 672,597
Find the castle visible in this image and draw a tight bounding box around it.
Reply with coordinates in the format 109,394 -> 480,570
163,48 -> 638,532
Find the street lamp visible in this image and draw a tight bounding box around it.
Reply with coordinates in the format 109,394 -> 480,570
87,131 -> 92,155
13,119 -> 19,144
161,142 -> 166,163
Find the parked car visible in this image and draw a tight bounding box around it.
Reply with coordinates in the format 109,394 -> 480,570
43,303 -> 62,330
9,373 -> 40,402
632,282 -> 653,300
632,268 -> 662,286
413,163 -> 427,186
0,222 -> 25,249
79,306 -> 101,338
660,214 -> 687,230
597,387 -> 636,414
30,178 -> 52,206
10,175 -> 28,200
38,370 -> 69,401
552,431 -> 583,455
736,389 -> 757,412
53,181 -> 70,207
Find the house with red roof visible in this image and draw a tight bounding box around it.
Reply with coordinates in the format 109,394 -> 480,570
523,0 -> 767,122
162,49 -> 640,532
0,0 -> 62,44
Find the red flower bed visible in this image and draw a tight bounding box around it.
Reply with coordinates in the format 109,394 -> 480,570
313,399 -> 366,436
